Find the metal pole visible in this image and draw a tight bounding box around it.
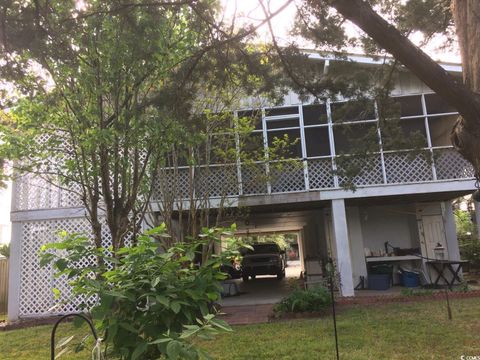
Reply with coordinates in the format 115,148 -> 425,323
328,259 -> 340,360
445,286 -> 452,320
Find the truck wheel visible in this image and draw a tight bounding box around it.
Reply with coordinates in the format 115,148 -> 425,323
251,275 -> 256,280
242,274 -> 249,282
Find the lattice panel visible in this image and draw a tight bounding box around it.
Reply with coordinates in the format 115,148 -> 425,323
270,161 -> 306,193
153,168 -> 191,201
19,218 -> 113,317
337,155 -> 384,187
384,151 -> 433,184
434,148 -> 475,180
14,174 -> 82,211
195,165 -> 239,198
308,159 -> 334,189
241,163 -> 268,195
58,182 -> 83,209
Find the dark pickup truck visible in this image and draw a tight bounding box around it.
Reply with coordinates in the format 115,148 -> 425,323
241,243 -> 286,281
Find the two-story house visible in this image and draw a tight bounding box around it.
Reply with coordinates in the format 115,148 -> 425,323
7,54 -> 476,321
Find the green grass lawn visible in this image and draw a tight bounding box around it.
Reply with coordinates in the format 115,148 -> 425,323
1,297 -> 480,359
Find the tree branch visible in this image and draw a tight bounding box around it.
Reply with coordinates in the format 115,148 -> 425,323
329,0 -> 480,125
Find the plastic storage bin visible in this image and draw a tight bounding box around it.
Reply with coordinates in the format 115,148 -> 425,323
368,274 -> 391,290
369,264 -> 393,275
402,271 -> 420,288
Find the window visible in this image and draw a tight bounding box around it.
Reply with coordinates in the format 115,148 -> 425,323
265,106 -> 298,117
305,127 -> 330,157
303,104 -> 328,125
425,94 -> 457,115
382,118 -> 427,150
267,129 -> 302,159
333,123 -> 379,154
331,99 -> 375,123
428,115 -> 456,147
266,118 -> 299,130
393,95 -> 423,117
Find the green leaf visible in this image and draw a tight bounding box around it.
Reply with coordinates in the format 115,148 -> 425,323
104,290 -> 128,299
209,318 -> 232,332
206,292 -> 218,301
149,337 -> 172,345
131,341 -> 148,360
171,301 -> 181,314
119,322 -> 138,333
156,295 -> 170,307
52,288 -> 61,300
166,340 -> 182,360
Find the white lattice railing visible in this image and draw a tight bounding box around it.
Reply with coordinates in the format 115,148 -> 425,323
13,147 -> 475,211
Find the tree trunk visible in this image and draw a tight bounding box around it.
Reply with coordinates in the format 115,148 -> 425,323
450,0 -> 480,176
328,0 -> 480,177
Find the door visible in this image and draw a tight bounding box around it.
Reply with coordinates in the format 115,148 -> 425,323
420,214 -> 448,260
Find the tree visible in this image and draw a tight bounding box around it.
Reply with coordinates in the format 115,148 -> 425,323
279,0 -> 480,179
0,0 -> 285,251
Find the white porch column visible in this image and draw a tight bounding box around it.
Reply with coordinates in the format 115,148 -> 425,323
331,199 -> 355,297
443,201 -> 460,261
346,207 -> 368,287
7,222 -> 23,322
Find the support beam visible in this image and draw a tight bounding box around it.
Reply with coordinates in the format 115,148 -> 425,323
331,199 -> 355,297
443,201 -> 460,261
7,222 -> 22,322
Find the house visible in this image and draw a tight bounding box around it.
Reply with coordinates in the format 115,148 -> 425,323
7,54 -> 477,321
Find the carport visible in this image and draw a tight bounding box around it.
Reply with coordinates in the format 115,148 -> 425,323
220,209 -> 330,306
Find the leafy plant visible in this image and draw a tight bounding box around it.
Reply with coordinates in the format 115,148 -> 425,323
0,243 -> 9,258
274,286 -> 332,314
459,239 -> 480,269
40,224 -> 241,359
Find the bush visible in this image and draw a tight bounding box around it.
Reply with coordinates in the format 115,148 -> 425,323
459,238 -> 480,269
274,286 -> 332,314
40,224 -> 239,360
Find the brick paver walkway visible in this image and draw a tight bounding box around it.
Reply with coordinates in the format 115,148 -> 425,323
219,304 -> 274,325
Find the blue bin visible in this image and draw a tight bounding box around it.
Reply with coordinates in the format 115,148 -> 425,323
402,271 -> 420,288
368,274 -> 391,290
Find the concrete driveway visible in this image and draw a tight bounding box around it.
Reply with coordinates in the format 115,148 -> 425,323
220,260 -> 302,306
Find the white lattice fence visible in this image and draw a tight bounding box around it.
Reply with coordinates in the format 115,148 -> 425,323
195,165 -> 239,198
270,161 -> 305,193
241,163 -> 268,195
307,158 -> 334,189
337,155 -> 384,187
19,217 -> 112,317
153,167 -> 192,201
384,151 -> 433,184
434,148 -> 475,180
14,174 -> 82,211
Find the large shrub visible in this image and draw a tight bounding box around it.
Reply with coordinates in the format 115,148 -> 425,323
274,286 -> 332,314
459,239 -> 480,269
40,224 -> 239,359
